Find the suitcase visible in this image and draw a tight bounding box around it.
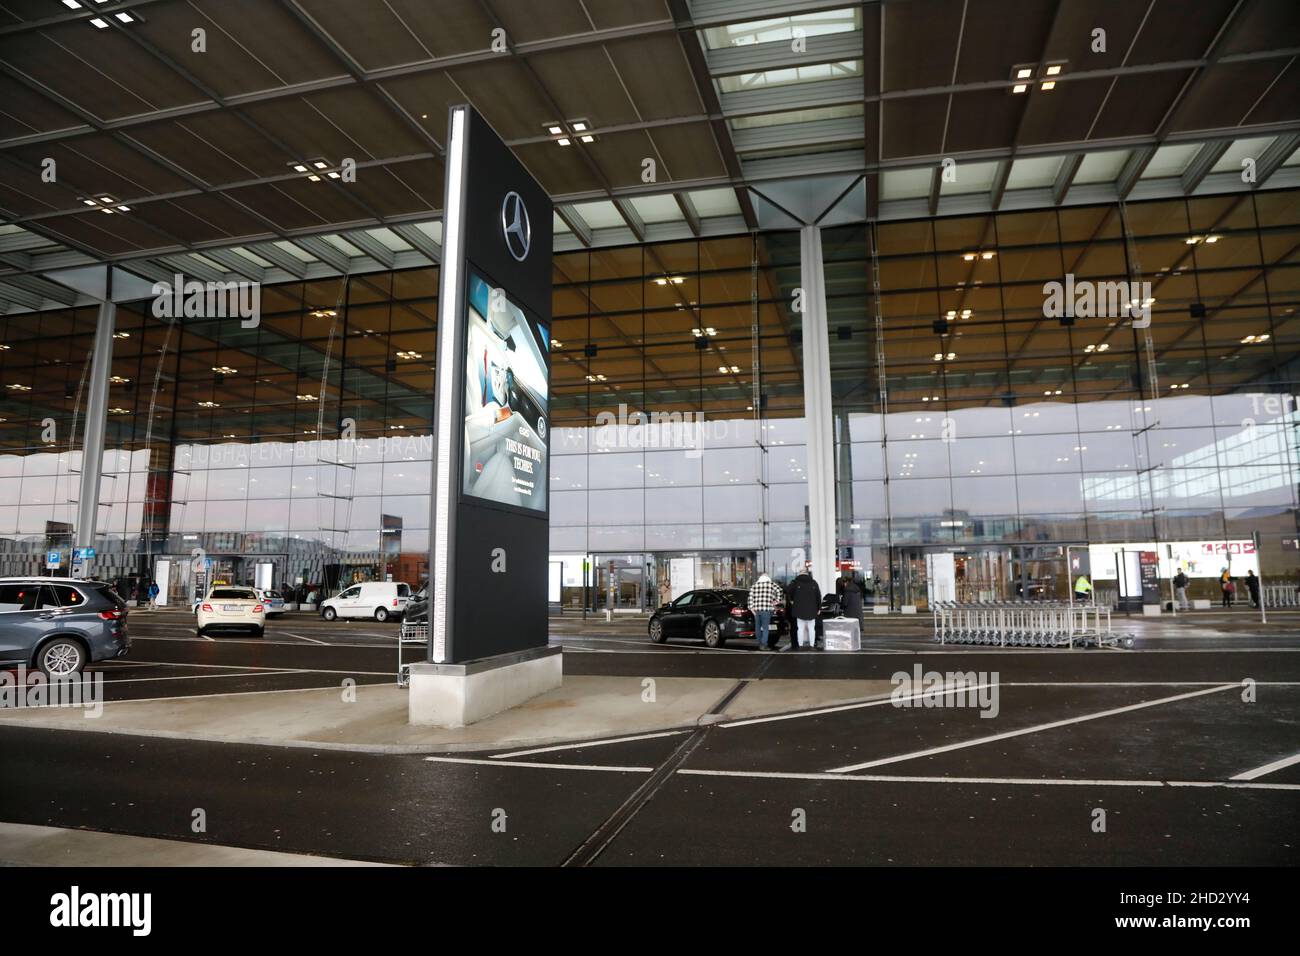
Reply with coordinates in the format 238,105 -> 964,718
821,616 -> 861,651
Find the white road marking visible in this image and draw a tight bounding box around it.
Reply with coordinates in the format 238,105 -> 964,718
279,632 -> 329,645
425,756 -> 651,773
675,768 -> 1300,791
107,659 -> 394,677
92,670 -> 300,685
826,683 -> 1238,773
490,729 -> 690,759
1230,749 -> 1300,781
721,682 -> 991,728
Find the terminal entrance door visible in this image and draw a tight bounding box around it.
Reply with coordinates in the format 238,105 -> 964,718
889,545 -> 1071,609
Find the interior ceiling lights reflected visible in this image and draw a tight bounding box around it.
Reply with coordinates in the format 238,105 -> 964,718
1185,235 -> 1221,244
961,251 -> 995,261
655,276 -> 686,285
1241,333 -> 1271,344
309,309 -> 337,318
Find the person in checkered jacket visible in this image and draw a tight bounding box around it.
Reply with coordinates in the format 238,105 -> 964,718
748,573 -> 784,651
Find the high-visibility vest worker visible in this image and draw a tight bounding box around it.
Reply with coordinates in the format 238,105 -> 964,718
1074,575 -> 1092,597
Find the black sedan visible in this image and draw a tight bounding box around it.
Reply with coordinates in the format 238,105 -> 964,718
648,588 -> 788,648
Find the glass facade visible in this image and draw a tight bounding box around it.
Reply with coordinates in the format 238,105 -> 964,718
2,189 -> 1298,608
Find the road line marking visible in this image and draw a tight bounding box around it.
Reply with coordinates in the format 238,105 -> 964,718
95,670 -> 300,685
826,683 -> 1238,773
108,659 -> 395,677
1230,749 -> 1300,781
675,768 -> 1300,791
425,756 -> 652,773
0,681 -> 393,709
721,682 -> 990,728
280,632 -> 329,645
490,729 -> 691,759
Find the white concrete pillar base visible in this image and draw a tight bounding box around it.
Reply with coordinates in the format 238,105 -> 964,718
408,646 -> 562,727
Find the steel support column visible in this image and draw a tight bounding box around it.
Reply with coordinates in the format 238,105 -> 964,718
75,295 -> 115,549
799,225 -> 836,593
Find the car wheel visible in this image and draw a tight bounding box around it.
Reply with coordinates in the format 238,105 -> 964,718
253,626 -> 265,638
322,607 -> 337,621
703,620 -> 724,648
375,607 -> 390,622
649,619 -> 666,643
197,625 -> 206,637
36,638 -> 86,678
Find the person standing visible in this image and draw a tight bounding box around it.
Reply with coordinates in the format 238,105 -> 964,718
1246,569 -> 1261,609
1173,569 -> 1190,611
1220,568 -> 1233,608
841,574 -> 864,644
786,564 -> 822,651
1073,573 -> 1093,604
147,580 -> 160,609
748,572 -> 783,651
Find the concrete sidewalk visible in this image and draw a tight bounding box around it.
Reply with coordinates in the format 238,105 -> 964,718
0,823 -> 395,867
0,673 -> 893,753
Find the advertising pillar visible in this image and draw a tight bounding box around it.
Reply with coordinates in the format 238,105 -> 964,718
409,106 -> 560,726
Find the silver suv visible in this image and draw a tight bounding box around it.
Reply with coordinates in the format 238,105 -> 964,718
0,578 -> 131,677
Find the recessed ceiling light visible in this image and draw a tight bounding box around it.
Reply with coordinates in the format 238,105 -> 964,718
99,196 -> 113,203
293,164 -> 308,173
1205,234 -> 1220,243
62,0 -> 82,9
82,199 -> 96,207
1012,83 -> 1028,94
572,121 -> 588,132
580,135 -> 594,143
1045,64 -> 1062,76
1040,80 -> 1056,91
547,125 -> 563,135
312,161 -> 328,169
1016,67 -> 1033,80
308,175 -> 320,181
89,17 -> 108,28
114,11 -> 133,22
557,137 -> 571,146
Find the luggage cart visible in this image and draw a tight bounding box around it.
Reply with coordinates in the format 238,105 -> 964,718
397,621 -> 428,687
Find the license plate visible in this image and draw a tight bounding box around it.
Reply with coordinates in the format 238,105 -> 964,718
222,604 -> 242,612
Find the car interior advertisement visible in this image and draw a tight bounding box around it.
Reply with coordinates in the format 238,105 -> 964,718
462,270 -> 549,512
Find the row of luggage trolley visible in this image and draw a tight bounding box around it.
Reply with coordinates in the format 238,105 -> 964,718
931,600 -> 1134,648
1263,584 -> 1300,608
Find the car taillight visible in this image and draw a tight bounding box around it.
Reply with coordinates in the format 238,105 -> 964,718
252,604 -> 264,613
99,609 -> 123,620
393,598 -> 399,606
730,607 -> 746,618
201,603 -> 213,612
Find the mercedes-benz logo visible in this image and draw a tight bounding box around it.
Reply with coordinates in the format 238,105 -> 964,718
501,191 -> 531,262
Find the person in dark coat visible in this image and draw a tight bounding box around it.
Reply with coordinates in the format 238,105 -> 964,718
786,566 -> 822,651
1246,570 -> 1261,608
841,575 -> 864,622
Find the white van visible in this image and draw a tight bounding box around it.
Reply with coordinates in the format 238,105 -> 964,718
319,582 -> 411,622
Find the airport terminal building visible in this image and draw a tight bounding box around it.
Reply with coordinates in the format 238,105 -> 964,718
1,3 -> 1299,613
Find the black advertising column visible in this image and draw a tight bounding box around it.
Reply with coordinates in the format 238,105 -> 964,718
427,105 -> 554,667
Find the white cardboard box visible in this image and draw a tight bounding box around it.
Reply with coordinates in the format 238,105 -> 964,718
822,617 -> 861,651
